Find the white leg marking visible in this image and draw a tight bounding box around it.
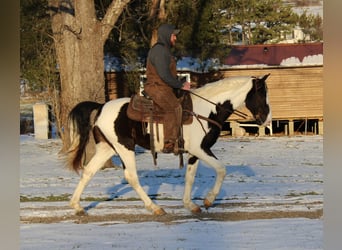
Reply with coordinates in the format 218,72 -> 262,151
205,161 -> 226,207
196,152 -> 227,208
70,142 -> 114,214
116,144 -> 164,215
183,156 -> 201,213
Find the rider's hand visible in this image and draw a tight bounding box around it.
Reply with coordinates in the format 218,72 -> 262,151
181,81 -> 191,91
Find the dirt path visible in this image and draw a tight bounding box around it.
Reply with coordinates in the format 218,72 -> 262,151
22,209 -> 323,225
20,201 -> 323,224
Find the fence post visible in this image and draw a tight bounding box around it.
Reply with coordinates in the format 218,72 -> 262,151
258,126 -> 265,136
33,103 -> 49,139
288,120 -> 294,136
318,119 -> 324,135
230,121 -> 245,137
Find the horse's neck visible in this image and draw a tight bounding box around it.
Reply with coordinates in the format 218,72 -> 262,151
193,77 -> 252,112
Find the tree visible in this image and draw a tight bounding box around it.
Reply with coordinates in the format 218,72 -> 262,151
106,0 -> 168,93
297,11 -> 323,42
148,0 -> 167,46
48,0 -> 131,151
20,0 -> 58,93
21,0 -> 62,139
191,0 -> 231,64
223,0 -> 298,45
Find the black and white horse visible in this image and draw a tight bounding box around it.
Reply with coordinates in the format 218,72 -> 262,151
67,74 -> 272,215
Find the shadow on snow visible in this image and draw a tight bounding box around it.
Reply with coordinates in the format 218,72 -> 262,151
84,161 -> 256,212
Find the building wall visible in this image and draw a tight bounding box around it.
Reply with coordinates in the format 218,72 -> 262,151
219,66 -> 323,121
105,65 -> 323,135
105,72 -> 131,100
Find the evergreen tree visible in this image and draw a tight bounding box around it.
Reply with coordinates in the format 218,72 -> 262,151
297,11 -> 323,42
221,0 -> 298,45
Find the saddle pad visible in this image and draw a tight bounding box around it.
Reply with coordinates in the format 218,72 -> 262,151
127,95 -> 165,123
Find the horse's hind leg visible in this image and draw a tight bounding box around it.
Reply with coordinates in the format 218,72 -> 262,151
116,144 -> 166,215
70,142 -> 114,215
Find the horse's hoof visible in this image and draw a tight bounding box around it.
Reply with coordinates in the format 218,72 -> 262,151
75,210 -> 87,216
203,199 -> 213,209
191,206 -> 202,214
153,207 -> 167,216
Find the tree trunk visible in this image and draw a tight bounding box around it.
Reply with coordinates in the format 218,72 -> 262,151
149,0 -> 167,47
49,1 -> 103,150
48,0 -> 130,168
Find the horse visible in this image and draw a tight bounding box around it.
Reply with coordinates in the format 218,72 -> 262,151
66,74 -> 272,215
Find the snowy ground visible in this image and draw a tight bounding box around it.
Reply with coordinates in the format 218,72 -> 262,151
20,134 -> 323,249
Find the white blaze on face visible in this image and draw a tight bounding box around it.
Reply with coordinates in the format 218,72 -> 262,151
262,109 -> 272,127
262,83 -> 272,127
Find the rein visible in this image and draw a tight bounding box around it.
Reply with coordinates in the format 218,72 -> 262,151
186,90 -> 249,119
183,109 -> 222,133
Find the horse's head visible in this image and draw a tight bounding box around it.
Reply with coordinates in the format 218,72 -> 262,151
245,74 -> 272,126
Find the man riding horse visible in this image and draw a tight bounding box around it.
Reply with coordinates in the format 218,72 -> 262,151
144,23 -> 191,155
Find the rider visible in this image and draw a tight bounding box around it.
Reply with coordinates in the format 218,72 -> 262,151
144,23 -> 191,154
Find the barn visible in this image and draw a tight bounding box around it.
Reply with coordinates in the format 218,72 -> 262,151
222,43 -> 323,136
105,42 -> 323,136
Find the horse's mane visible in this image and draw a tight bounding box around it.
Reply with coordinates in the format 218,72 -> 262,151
193,76 -> 253,99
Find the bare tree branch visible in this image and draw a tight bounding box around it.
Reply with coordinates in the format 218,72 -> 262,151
149,0 -> 161,19
100,0 -> 132,43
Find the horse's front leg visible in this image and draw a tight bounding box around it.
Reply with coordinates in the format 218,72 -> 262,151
183,155 -> 202,213
202,155 -> 227,209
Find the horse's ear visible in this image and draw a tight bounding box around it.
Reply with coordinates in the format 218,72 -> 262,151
261,73 -> 271,81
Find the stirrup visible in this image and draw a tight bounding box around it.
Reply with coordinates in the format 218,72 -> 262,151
173,147 -> 185,156
162,140 -> 175,154
173,140 -> 185,156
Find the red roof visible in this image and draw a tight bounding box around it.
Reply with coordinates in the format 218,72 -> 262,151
224,43 -> 323,66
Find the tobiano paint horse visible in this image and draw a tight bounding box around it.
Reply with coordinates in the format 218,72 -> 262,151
66,74 -> 272,215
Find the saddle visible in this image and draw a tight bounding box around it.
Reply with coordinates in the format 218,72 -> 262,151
126,90 -> 193,168
127,90 -> 193,125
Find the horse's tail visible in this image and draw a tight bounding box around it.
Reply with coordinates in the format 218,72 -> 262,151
66,101 -> 104,173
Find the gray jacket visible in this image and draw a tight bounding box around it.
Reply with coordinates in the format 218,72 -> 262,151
147,24 -> 185,88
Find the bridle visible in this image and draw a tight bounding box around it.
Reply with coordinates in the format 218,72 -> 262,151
186,89 -> 249,119
183,90 -> 249,133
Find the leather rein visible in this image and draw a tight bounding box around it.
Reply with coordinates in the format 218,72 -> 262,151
185,90 -> 249,133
